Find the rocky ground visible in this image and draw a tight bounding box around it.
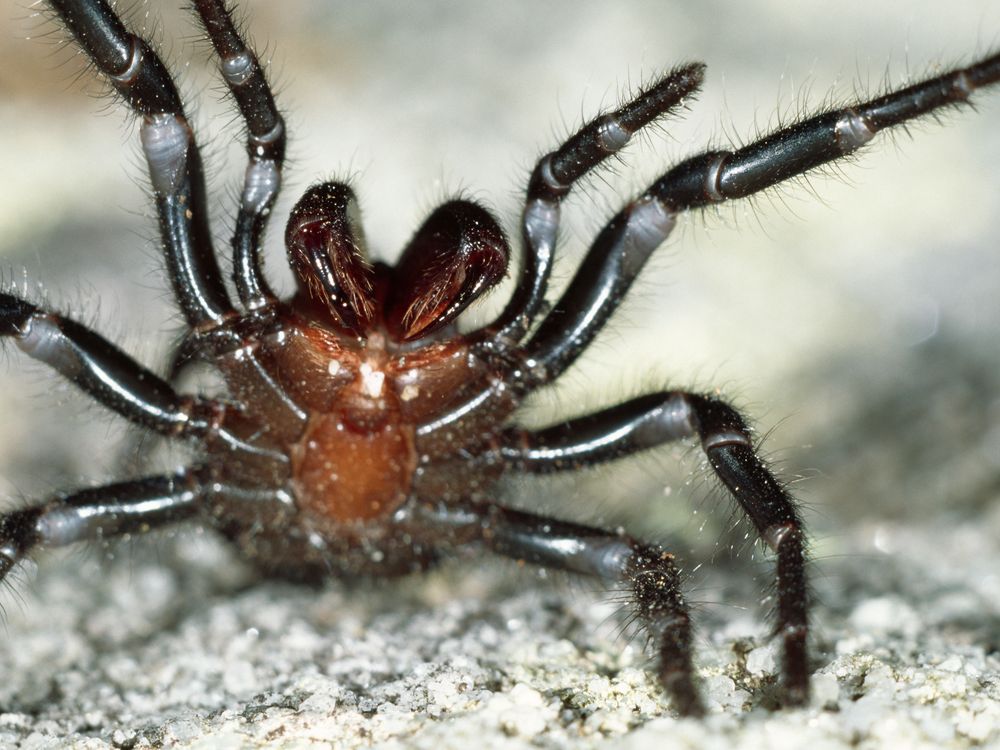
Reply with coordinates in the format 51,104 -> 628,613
0,510 -> 997,749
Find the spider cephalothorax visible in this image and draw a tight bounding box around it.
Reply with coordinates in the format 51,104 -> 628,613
276,184 -> 509,523
1,0 -> 998,718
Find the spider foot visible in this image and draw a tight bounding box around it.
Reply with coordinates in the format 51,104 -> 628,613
627,545 -> 705,716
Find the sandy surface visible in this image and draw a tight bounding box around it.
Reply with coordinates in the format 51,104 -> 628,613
0,512 -> 998,750
0,1 -> 999,747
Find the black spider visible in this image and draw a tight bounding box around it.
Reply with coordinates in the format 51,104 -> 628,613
1,0 -> 998,717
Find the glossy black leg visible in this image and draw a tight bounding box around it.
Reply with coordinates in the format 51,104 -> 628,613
491,390 -> 809,705
480,64 -> 704,348
523,52 -> 1000,383
369,53 -> 1000,450
413,499 -> 705,716
194,0 -> 284,310
0,469 -> 207,581
48,0 -> 233,326
417,56 -> 1000,702
652,52 -> 1000,211
0,292 -> 284,460
684,394 -> 808,706
491,392 -> 693,471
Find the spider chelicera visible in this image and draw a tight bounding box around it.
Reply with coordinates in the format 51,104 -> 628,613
1,0 -> 998,717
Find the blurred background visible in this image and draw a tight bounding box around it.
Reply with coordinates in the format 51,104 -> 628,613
0,0 -> 998,587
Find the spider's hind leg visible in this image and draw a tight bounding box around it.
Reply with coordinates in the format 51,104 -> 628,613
487,390 -> 809,706
0,470 -> 294,587
0,470 -> 206,583
411,500 -> 706,717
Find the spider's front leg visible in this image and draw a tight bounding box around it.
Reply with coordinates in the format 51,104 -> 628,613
192,0 -> 286,310
410,500 -> 705,717
49,0 -> 233,326
481,63 -> 706,346
490,392 -> 808,705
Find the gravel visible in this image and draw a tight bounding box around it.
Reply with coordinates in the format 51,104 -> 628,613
0,510 -> 998,748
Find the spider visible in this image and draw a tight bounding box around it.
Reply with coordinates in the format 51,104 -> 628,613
1,0 -> 998,719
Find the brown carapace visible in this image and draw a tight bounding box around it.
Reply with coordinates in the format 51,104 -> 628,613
2,0 -> 999,718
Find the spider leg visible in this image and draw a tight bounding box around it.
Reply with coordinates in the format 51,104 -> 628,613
411,499 -> 705,716
0,292 -> 285,462
193,0 -> 285,310
424,52 -> 1000,452
49,0 -> 233,327
485,391 -> 808,705
415,54 -> 1000,712
523,51 -> 1000,381
0,470 -> 204,581
479,64 -> 705,348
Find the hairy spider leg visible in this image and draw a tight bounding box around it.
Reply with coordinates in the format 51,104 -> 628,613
0,2 -> 307,576
0,293 -> 283,461
0,470 -> 293,585
423,50 -> 1000,709
410,499 -> 704,715
49,0 -> 234,328
42,1 -> 307,435
523,55 -> 1000,379
416,63 -> 707,446
193,0 -> 285,310
150,0 -> 306,430
481,64 -> 706,347
435,51 -> 1000,439
478,391 -> 804,707
0,289 -> 301,582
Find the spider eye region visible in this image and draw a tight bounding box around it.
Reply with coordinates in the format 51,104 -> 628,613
286,184 -> 509,342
